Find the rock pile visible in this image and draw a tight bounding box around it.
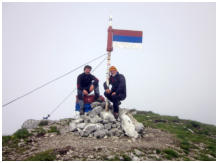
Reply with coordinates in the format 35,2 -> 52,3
22,101 -> 144,139
68,101 -> 144,138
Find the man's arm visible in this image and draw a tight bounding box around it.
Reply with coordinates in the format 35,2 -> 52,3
91,75 -> 99,87
77,74 -> 83,91
116,75 -> 126,94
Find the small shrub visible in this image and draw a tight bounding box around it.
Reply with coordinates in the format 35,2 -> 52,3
163,149 -> 179,159
39,120 -> 49,126
35,127 -> 46,137
156,149 -> 161,154
180,141 -> 190,154
2,136 -> 11,146
48,126 -> 60,134
25,150 -> 56,161
13,128 -> 31,139
122,154 -> 132,161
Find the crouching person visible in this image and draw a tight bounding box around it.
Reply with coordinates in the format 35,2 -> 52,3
77,65 -> 100,115
103,66 -> 126,119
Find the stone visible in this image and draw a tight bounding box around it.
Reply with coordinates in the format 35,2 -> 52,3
89,106 -> 104,117
100,111 -> 116,122
130,152 -> 140,161
94,129 -> 108,138
83,124 -> 103,135
134,149 -> 144,156
95,123 -> 104,130
107,155 -> 115,160
111,124 -> 116,128
90,115 -> 103,123
91,102 -> 101,108
74,118 -> 84,124
76,123 -> 87,130
104,123 -> 112,130
135,122 -> 144,133
100,102 -> 106,108
69,122 -> 77,132
22,119 -> 40,129
120,111 -> 139,138
60,126 -> 71,134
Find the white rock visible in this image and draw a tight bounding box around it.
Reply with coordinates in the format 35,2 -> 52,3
120,111 -> 139,138
100,111 -> 116,122
90,115 -> 102,123
74,118 -> 84,124
69,122 -> 77,131
76,123 -> 87,129
22,119 -> 40,129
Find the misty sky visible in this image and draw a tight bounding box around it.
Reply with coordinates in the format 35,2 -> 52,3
2,2 -> 216,135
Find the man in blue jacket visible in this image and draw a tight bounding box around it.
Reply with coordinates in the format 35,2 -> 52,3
103,66 -> 126,119
77,65 -> 100,115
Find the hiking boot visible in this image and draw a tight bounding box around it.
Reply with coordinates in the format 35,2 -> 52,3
114,112 -> 119,120
80,108 -> 84,115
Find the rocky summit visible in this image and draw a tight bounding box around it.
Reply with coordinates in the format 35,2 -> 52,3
2,101 -> 216,161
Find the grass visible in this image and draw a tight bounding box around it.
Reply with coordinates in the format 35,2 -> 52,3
133,111 -> 216,160
163,149 -> 179,160
2,135 -> 12,146
25,150 -> 56,161
3,128 -> 31,148
34,127 -> 46,137
122,153 -> 132,161
48,126 -> 60,135
13,128 -> 31,139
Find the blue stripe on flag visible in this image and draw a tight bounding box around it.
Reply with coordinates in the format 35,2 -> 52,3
113,35 -> 142,43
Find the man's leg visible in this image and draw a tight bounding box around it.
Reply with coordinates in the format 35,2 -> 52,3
94,85 -> 100,101
77,90 -> 84,115
111,94 -> 126,119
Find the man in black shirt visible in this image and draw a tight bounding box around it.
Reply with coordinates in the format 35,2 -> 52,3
77,65 -> 100,115
104,66 -> 126,119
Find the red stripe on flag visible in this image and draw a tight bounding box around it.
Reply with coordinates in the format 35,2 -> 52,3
112,29 -> 143,37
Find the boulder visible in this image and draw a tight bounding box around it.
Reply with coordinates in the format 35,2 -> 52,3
69,122 -> 77,132
104,123 -> 112,130
83,123 -> 104,136
22,119 -> 40,129
76,123 -> 87,130
94,129 -> 108,138
74,118 -> 84,124
89,106 -> 104,117
90,115 -> 103,123
100,111 -> 116,122
120,110 -> 139,138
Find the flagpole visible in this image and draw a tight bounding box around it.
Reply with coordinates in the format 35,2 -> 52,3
105,16 -> 113,111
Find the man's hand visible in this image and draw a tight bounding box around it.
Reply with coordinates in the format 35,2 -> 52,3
89,85 -> 94,92
105,89 -> 111,94
112,92 -> 116,96
83,90 -> 88,95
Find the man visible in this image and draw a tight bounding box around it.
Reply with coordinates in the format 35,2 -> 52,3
77,65 -> 100,115
103,66 -> 126,119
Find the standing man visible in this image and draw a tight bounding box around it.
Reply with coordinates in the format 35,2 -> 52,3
77,65 -> 100,115
103,66 -> 126,119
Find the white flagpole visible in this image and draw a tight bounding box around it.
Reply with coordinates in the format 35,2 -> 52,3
105,16 -> 112,111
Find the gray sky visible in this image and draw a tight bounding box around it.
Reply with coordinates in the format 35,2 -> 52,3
2,2 -> 216,135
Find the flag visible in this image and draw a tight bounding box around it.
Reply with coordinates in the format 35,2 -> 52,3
112,29 -> 143,48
